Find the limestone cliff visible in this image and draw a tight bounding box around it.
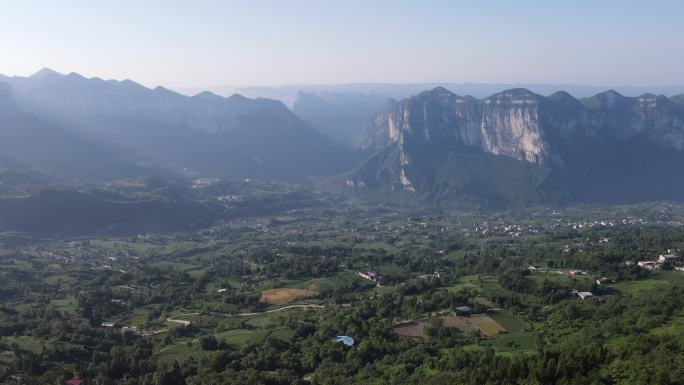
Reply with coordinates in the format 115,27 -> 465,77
347,87 -> 684,201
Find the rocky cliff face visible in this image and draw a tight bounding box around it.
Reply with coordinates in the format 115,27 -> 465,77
360,88 -> 559,170
583,91 -> 684,150
362,87 -> 684,160
360,87 -> 483,151
344,87 -> 684,204
480,89 -> 549,163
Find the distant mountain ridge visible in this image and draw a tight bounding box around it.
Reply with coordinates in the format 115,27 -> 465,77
0,69 -> 358,181
329,87 -> 684,207
0,82 -> 152,181
228,83 -> 684,103
4,68 -> 684,209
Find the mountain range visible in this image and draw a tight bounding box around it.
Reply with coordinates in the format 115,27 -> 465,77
330,87 -> 684,208
0,68 -> 357,182
0,81 -> 150,181
3,68 -> 684,211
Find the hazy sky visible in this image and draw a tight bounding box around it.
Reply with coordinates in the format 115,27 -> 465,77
1,0 -> 682,88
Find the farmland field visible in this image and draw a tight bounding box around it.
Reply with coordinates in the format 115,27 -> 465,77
448,315 -> 504,336
489,311 -> 528,333
393,314 -> 508,338
260,284 -> 319,304
392,319 -> 428,337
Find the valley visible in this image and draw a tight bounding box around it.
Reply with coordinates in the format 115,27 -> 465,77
4,2 -> 684,384
2,197 -> 684,384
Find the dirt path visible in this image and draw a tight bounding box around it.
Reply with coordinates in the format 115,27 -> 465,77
166,312 -> 199,326
162,305 -> 325,327
233,304 -> 326,317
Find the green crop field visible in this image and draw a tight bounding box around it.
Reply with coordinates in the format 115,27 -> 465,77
489,311 -> 528,333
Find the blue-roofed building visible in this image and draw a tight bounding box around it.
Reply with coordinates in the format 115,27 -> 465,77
334,335 -> 355,346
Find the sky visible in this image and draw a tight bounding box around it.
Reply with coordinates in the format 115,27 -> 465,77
1,0 -> 683,89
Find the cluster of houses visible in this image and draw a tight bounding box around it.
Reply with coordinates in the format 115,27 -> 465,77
471,223 -> 541,238
626,250 -> 682,271
102,321 -> 171,337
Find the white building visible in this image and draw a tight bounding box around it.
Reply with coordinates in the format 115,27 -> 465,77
658,254 -> 678,263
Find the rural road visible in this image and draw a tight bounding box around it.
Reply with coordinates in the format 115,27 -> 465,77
164,305 -> 326,326
166,312 -> 200,326
233,304 -> 326,317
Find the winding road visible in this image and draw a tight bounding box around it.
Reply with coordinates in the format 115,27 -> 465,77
166,312 -> 200,326
232,304 -> 326,317
164,305 -> 326,327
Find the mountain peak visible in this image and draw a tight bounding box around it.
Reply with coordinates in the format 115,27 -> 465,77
498,88 -> 539,97
30,67 -> 64,80
583,89 -> 627,109
66,72 -> 86,80
484,88 -> 541,105
547,91 -> 583,108
226,93 -> 250,103
429,86 -> 453,95
548,90 -> 576,101
192,91 -> 224,102
597,89 -> 625,98
153,86 -> 183,98
412,87 -> 456,101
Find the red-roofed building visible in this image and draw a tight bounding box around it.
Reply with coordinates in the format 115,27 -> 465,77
66,379 -> 82,385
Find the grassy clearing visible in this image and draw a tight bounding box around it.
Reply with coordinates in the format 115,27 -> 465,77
43,274 -> 76,288
309,271 -> 374,292
156,342 -> 209,366
149,261 -> 199,272
369,285 -> 395,296
50,296 -> 78,314
489,311 -> 528,333
378,263 -> 410,280
392,320 -> 427,338
526,271 -> 595,285
656,270 -> 684,284
270,328 -> 295,342
613,279 -> 671,295
474,331 -> 537,355
215,329 -> 270,345
442,275 -> 542,307
651,310 -> 684,337
393,315 -> 505,338
450,315 -> 504,336
612,270 -> 684,295
0,336 -> 47,354
119,308 -> 153,327
243,313 -> 277,328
